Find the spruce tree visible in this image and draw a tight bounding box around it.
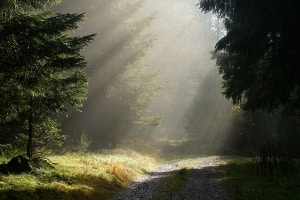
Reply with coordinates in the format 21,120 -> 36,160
0,10 -> 95,158
198,0 -> 299,113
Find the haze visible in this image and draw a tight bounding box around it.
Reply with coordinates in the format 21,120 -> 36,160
53,0 -> 232,154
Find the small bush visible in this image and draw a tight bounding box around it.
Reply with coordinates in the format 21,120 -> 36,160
75,132 -> 91,153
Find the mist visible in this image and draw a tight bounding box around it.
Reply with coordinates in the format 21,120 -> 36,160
53,0 -> 234,154
2,1 -> 300,199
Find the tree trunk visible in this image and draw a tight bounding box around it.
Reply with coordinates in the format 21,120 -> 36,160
27,102 -> 33,159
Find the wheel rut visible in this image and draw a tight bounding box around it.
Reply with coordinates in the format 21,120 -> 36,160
111,156 -> 232,200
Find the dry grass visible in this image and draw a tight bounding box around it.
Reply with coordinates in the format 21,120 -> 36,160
0,149 -> 157,200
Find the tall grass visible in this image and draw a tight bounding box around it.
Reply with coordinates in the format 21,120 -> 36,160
0,149 -> 157,200
220,158 -> 300,200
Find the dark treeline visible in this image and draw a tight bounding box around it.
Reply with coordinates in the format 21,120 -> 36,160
183,0 -> 300,156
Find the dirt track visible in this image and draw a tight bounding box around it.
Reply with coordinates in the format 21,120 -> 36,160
111,156 -> 231,200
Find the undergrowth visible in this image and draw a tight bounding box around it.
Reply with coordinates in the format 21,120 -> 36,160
0,149 -> 157,200
220,158 -> 300,200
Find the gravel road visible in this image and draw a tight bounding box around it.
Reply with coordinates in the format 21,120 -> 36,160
111,156 -> 231,200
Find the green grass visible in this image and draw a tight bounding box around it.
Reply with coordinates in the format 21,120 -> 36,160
220,158 -> 300,200
0,149 -> 157,200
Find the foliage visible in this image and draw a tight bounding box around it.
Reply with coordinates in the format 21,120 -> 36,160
0,12 -> 93,119
75,132 -> 91,153
0,144 -> 15,157
0,120 -> 66,157
0,6 -> 95,157
122,63 -> 162,134
198,0 -> 300,113
0,0 -> 61,21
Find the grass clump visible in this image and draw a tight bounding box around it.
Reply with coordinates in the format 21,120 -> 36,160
0,149 -> 157,200
152,168 -> 190,200
220,158 -> 300,200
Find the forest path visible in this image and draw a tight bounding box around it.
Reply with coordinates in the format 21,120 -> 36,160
111,156 -> 232,200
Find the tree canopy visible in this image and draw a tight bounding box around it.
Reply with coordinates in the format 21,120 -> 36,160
0,0 -> 60,20
198,0 -> 300,113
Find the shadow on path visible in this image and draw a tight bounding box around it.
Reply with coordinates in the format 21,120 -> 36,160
111,165 -> 230,200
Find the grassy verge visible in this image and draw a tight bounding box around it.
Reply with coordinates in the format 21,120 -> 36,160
220,158 -> 300,200
0,149 -> 157,200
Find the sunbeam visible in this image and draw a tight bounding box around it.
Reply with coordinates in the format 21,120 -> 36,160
52,0 -> 235,153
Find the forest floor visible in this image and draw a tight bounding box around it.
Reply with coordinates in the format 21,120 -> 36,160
220,158 -> 300,200
111,156 -> 233,200
0,149 -> 157,200
1,150 -> 299,200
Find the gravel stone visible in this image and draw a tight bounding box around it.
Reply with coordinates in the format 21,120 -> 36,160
111,156 -> 232,200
